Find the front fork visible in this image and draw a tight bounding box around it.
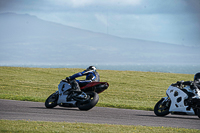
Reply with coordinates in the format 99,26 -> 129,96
162,97 -> 171,108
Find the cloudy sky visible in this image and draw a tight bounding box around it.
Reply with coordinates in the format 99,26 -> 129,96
0,0 -> 200,46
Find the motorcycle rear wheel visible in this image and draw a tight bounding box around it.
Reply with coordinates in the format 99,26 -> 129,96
45,92 -> 58,108
154,98 -> 170,116
197,109 -> 200,118
77,91 -> 99,111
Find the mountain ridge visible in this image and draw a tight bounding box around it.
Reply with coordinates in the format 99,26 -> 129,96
0,12 -> 199,65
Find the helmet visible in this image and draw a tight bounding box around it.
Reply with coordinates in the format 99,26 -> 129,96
194,72 -> 200,87
86,66 -> 96,71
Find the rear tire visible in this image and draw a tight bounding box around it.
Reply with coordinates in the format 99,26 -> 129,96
45,92 -> 58,108
77,91 -> 99,111
154,98 -> 170,116
197,109 -> 200,118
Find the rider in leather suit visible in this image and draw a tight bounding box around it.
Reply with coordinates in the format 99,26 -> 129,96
176,72 -> 200,110
177,72 -> 200,95
66,66 -> 100,91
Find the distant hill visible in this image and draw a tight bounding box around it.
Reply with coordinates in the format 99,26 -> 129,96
0,12 -> 199,65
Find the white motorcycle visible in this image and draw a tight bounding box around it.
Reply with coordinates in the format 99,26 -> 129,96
154,82 -> 200,118
45,79 -> 109,111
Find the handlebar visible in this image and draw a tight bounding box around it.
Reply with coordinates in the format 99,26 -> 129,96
171,81 -> 184,89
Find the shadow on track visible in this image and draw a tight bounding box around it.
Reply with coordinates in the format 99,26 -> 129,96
29,106 -> 80,111
137,114 -> 200,120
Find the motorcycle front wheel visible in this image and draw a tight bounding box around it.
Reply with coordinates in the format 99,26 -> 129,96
154,98 -> 170,116
77,91 -> 99,111
45,92 -> 58,108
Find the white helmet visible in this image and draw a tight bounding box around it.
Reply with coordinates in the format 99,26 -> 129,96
86,66 -> 96,71
194,72 -> 200,88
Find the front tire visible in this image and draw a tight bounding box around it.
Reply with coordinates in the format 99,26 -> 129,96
77,91 -> 99,111
154,98 -> 170,116
45,92 -> 58,108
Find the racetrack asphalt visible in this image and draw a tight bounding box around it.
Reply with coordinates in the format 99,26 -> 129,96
0,99 -> 199,129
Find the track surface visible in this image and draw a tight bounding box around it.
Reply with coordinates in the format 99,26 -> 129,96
0,99 -> 199,129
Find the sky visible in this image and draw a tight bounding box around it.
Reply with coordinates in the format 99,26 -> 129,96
0,0 -> 200,46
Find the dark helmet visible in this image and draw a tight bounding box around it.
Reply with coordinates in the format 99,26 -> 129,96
194,72 -> 200,87
86,66 -> 96,71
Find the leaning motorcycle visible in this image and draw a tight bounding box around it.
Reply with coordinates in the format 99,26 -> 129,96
154,82 -> 200,118
45,79 -> 109,111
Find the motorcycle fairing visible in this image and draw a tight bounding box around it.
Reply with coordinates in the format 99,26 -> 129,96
57,81 -> 108,104
167,85 -> 195,115
80,82 -> 109,94
57,81 -> 72,104
58,81 -> 72,94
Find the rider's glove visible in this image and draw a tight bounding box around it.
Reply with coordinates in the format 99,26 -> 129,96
177,80 -> 184,86
66,76 -> 71,82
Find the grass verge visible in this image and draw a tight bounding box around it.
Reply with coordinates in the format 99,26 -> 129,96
0,120 -> 199,133
0,66 -> 193,111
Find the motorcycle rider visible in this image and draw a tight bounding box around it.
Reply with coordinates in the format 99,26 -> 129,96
175,72 -> 200,110
176,72 -> 200,93
65,66 -> 100,92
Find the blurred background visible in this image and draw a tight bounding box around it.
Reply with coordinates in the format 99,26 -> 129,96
0,0 -> 200,74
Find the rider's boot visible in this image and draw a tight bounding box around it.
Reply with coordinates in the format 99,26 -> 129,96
186,97 -> 193,111
70,80 -> 86,99
70,79 -> 81,91
186,106 -> 191,111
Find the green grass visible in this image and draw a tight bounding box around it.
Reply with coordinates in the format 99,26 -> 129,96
0,120 -> 199,133
0,67 -> 198,132
0,66 -> 193,111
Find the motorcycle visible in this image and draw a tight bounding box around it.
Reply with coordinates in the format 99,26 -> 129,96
45,79 -> 109,111
154,82 -> 200,118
